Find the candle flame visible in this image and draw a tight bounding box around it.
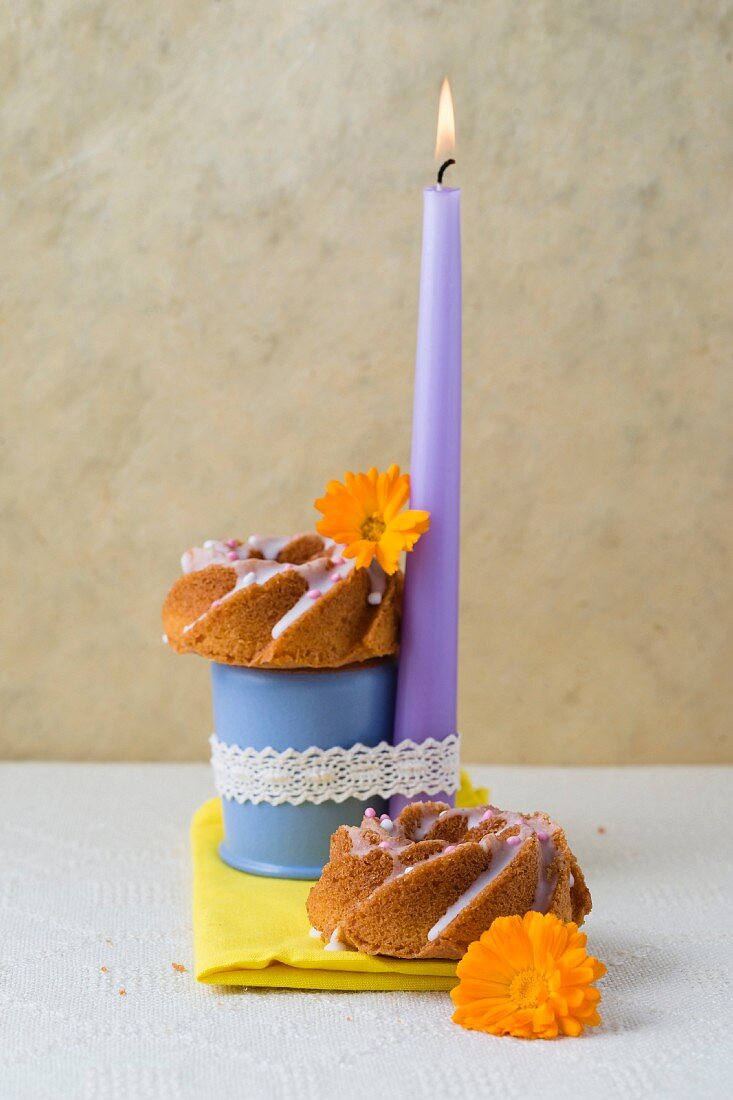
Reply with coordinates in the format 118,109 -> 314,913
434,77 -> 455,161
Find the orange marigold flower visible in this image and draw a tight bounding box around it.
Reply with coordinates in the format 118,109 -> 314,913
314,465 -> 430,575
451,911 -> 606,1040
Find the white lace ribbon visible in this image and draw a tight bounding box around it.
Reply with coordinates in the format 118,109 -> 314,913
209,733 -> 460,806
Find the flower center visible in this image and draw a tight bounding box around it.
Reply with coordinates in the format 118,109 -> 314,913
360,514 -> 386,542
509,968 -> 545,1009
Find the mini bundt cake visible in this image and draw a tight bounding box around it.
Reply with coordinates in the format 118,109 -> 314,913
162,533 -> 402,668
307,801 -> 592,959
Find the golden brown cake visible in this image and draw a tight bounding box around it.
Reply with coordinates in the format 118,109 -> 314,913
162,533 -> 402,668
307,801 -> 592,959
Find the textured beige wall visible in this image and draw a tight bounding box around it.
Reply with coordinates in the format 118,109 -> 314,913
2,2 -> 732,764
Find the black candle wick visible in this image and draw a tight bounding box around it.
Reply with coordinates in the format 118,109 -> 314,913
437,158 -> 455,185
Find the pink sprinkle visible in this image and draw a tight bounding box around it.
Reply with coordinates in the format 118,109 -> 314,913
481,809 -> 494,822
378,841 -> 391,849
536,830 -> 549,842
227,551 -> 238,561
307,589 -> 322,600
505,835 -> 521,847
332,556 -> 345,566
380,814 -> 390,821
444,845 -> 456,855
331,572 -> 342,583
225,539 -> 238,549
364,808 -> 376,819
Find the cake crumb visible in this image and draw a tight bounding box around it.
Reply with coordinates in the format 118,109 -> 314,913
100,966 -> 108,973
105,938 -> 113,944
119,988 -> 127,996
597,826 -> 606,834
171,962 -> 187,973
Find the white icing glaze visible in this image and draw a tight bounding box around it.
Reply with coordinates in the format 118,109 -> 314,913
271,556 -> 356,639
182,541 -> 233,573
308,926 -> 321,939
177,533 -> 388,641
182,534 -> 320,574
466,807 -> 488,829
427,835 -> 523,942
531,831 -> 559,912
246,534 -> 292,560
412,811 -> 440,841
424,811 -> 560,942
346,804 -> 562,945
367,561 -> 387,599
412,805 -> 485,840
324,927 -> 352,952
181,558 -> 286,635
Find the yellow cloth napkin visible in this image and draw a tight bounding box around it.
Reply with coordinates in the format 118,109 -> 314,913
192,771 -> 488,990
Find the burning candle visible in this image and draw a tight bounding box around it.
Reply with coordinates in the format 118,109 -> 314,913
391,79 -> 462,814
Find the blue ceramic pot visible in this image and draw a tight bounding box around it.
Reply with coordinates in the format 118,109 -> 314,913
211,660 -> 397,879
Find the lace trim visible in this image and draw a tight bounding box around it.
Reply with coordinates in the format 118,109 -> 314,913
209,733 -> 460,806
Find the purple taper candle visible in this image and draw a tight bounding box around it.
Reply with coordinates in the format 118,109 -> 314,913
390,80 -> 461,816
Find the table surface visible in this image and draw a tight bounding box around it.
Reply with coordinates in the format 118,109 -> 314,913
1,763 -> 731,1100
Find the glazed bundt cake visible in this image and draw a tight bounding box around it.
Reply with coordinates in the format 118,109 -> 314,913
162,533 -> 402,668
307,801 -> 592,959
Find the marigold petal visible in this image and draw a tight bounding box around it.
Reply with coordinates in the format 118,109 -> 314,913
495,926 -> 534,972
315,496 -> 364,522
454,999 -> 513,1023
452,1009 -> 497,1034
561,947 -> 591,969
451,979 -> 511,1002
316,516 -> 362,541
326,479 -> 349,497
459,953 -> 517,985
333,531 -> 367,547
357,547 -> 377,569
342,540 -> 377,569
375,541 -> 400,575
382,476 -> 411,521
374,471 -> 389,511
455,956 -> 512,987
563,966 -> 598,986
375,466 -> 402,511
485,942 -> 525,976
560,1016 -> 584,1038
314,497 -> 340,520
355,472 -> 379,512
387,509 -> 431,534
563,987 -> 585,1009
379,529 -> 407,550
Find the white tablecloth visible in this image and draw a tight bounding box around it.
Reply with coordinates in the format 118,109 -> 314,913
0,764 -> 730,1099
